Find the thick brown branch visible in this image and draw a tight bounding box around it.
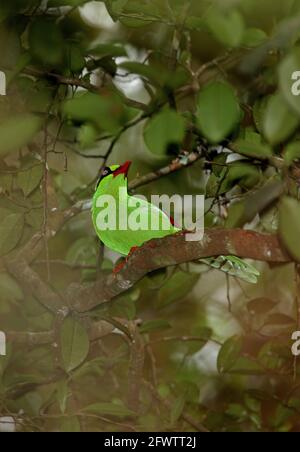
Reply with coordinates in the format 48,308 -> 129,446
67,229 -> 290,312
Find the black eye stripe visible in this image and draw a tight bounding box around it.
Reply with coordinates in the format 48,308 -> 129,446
96,167 -> 113,189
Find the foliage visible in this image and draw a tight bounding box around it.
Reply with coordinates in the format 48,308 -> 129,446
0,0 -> 300,433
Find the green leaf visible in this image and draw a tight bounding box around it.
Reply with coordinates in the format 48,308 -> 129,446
63,92 -> 126,133
0,114 -> 42,158
29,18 -> 64,66
226,403 -> 248,420
279,196 -> 300,262
225,179 -> 283,228
263,93 -> 299,145
229,357 -> 265,376
232,138 -> 273,160
83,402 -> 135,418
0,272 -> 23,302
170,395 -> 185,425
156,271 -> 199,309
60,416 -> 81,432
105,0 -> 130,21
217,335 -> 243,373
17,163 -> 43,197
144,109 -> 186,155
60,317 -> 90,373
0,213 -> 24,256
56,380 -> 69,414
253,97 -> 269,133
65,44 -> 85,73
242,28 -> 267,47
119,61 -> 188,89
109,294 -> 136,320
284,141 -> 300,166
196,82 -> 240,143
48,0 -> 89,6
78,124 -> 98,149
206,163 -> 261,196
279,48 -> 300,116
140,320 -> 171,334
119,61 -> 161,85
205,9 -> 245,48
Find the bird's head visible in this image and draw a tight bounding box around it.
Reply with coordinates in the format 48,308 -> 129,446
95,161 -> 132,191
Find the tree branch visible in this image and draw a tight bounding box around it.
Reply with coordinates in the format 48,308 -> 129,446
67,229 -> 290,312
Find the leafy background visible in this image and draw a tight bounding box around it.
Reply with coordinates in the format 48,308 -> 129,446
0,0 -> 300,432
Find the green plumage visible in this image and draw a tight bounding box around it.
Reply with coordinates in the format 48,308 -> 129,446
92,164 -> 179,256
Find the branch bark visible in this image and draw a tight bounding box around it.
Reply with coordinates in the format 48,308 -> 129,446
67,229 -> 290,312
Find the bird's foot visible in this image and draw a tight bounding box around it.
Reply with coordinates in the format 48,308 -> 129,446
112,247 -> 139,275
128,246 -> 139,256
113,260 -> 126,275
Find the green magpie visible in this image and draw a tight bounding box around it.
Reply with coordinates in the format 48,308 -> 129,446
92,161 -> 259,283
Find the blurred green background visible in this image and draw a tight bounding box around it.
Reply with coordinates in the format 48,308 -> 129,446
0,0 -> 300,432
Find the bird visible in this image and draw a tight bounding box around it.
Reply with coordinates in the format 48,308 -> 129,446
92,161 -> 179,257
92,161 -> 259,283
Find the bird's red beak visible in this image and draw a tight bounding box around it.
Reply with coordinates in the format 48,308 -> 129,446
113,161 -> 132,178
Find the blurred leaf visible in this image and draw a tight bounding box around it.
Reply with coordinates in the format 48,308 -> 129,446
279,48 -> 300,116
109,294 -> 136,320
284,141 -> 300,166
229,357 -> 264,375
105,0 -> 131,21
205,9 -> 245,48
60,416 -> 81,432
29,18 -> 64,66
279,196 -> 300,262
83,402 -> 135,418
78,123 -> 98,149
60,317 -> 90,373
0,114 -> 42,158
253,97 -> 269,133
217,335 -> 243,373
0,272 -> 23,302
242,28 -> 267,47
63,92 -> 127,133
263,93 -> 299,145
232,138 -> 273,160
144,109 -> 186,155
196,82 -> 240,143
170,394 -> 185,425
0,212 -> 24,256
207,163 -> 261,197
226,403 -> 247,420
258,341 -> 286,370
65,44 -> 85,73
225,179 -> 283,228
72,358 -> 104,380
17,163 -> 43,197
56,380 -> 69,414
49,0 -> 89,7
140,319 -> 171,334
156,271 -> 199,309
247,298 -> 278,316
119,61 -> 188,89
119,61 -> 161,85
265,313 -> 295,326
